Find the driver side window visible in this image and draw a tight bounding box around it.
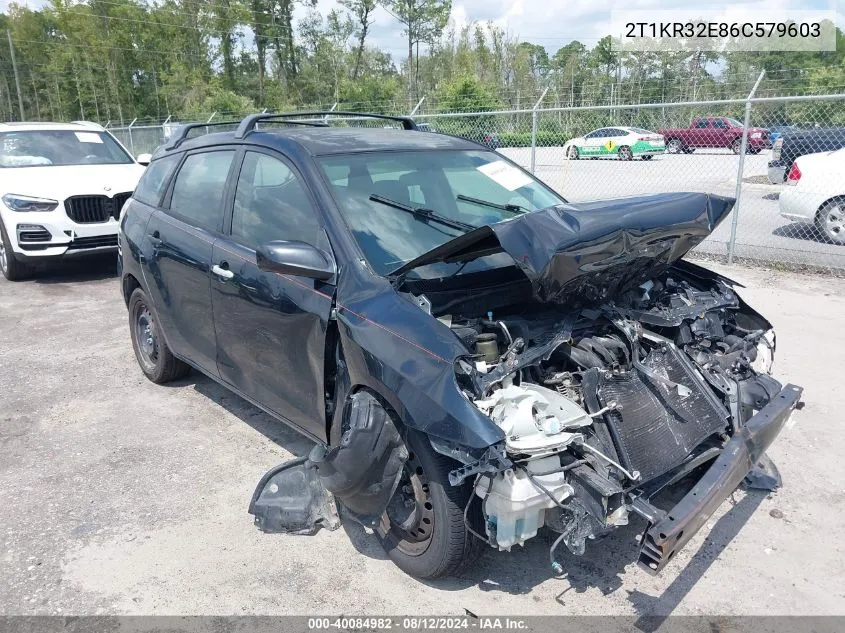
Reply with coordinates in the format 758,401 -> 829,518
231,151 -> 320,249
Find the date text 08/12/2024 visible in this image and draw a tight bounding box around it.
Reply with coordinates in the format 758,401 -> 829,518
307,617 -> 529,630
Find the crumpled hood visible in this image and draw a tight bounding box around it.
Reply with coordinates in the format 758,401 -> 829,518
393,192 -> 735,304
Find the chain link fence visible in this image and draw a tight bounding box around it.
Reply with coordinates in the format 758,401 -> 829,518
107,92 -> 845,275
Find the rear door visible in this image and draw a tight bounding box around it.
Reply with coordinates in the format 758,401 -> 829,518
211,148 -> 334,442
690,118 -> 711,147
144,147 -> 237,375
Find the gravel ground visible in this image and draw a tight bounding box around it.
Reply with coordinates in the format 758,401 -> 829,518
1,255 -> 844,616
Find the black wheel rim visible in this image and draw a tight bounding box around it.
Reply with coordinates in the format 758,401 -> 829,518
134,303 -> 159,371
380,449 -> 435,556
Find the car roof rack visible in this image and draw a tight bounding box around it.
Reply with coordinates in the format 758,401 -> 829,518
163,118 -> 336,150
234,111 -> 418,138
163,121 -> 243,150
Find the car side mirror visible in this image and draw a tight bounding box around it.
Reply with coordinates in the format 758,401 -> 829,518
256,240 -> 335,281
136,153 -> 152,166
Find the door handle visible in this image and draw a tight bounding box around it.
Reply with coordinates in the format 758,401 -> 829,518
147,230 -> 161,245
212,263 -> 234,280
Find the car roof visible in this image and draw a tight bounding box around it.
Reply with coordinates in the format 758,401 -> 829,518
0,121 -> 106,133
169,126 -> 482,156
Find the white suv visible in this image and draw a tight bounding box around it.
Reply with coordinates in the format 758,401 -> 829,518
0,121 -> 147,280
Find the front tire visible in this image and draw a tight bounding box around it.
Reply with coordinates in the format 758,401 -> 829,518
618,146 -> 633,161
732,138 -> 745,154
0,220 -> 30,281
128,287 -> 190,383
567,146 -> 579,160
375,431 -> 483,579
817,199 -> 845,245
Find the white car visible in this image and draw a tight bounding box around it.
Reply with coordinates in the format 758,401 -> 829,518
562,126 -> 665,161
779,148 -> 845,245
0,121 -> 149,280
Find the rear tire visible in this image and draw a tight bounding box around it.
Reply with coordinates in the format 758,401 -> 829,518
642,155 -> 653,161
683,147 -> 696,154
128,287 -> 190,383
666,138 -> 683,154
0,220 -> 30,281
375,431 -> 484,579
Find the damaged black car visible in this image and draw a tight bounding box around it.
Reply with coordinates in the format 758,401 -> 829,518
118,112 -> 802,580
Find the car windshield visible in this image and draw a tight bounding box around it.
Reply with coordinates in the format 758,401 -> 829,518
0,130 -> 133,168
319,149 -> 566,277
726,118 -> 744,127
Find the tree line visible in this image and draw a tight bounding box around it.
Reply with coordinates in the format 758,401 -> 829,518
0,0 -> 843,125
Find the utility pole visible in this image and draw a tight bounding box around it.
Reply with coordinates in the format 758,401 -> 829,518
6,30 -> 24,120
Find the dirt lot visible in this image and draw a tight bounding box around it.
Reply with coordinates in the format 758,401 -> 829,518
1,255 -> 844,616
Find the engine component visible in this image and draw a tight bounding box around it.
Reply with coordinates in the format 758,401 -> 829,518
473,383 -> 592,454
596,346 -> 729,480
475,332 -> 500,364
477,455 -> 574,550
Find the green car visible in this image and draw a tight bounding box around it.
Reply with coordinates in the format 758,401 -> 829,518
563,126 -> 665,160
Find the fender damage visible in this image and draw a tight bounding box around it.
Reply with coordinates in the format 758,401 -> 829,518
249,192 -> 802,574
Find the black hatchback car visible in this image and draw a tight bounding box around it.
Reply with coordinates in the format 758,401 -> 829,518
119,112 -> 800,580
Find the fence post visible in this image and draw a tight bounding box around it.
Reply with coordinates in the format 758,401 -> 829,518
727,70 -> 765,265
127,117 -> 138,155
323,102 -> 338,124
530,87 -> 549,174
409,96 -> 425,117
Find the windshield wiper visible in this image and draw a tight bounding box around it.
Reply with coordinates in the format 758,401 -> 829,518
456,194 -> 526,214
369,193 -> 476,233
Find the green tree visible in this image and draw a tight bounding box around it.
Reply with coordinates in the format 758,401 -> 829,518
340,0 -> 377,80
384,0 -> 451,101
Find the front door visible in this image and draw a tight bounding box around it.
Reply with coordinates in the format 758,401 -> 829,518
144,148 -> 237,375
211,149 -> 334,442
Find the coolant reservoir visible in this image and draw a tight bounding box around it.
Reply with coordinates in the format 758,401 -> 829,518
477,456 -> 574,550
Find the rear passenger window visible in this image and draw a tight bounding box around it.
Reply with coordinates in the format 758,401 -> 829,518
133,154 -> 179,207
695,120 -> 709,128
169,150 -> 235,231
231,151 -> 319,249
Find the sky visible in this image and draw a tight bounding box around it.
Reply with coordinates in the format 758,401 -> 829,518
1,0 -> 841,60
298,0 -> 842,60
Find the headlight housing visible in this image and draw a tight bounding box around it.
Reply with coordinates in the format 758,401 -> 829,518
2,194 -> 59,212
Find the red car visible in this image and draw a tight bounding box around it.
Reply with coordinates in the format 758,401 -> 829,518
659,117 -> 770,154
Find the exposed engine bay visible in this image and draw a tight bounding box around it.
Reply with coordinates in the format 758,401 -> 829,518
248,193 -> 803,579
442,265 -> 783,568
